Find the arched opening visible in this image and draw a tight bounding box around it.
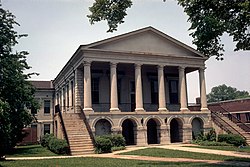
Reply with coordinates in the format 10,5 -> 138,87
170,118 -> 183,143
95,119 -> 112,136
147,119 -> 159,144
192,117 -> 204,140
122,119 -> 136,145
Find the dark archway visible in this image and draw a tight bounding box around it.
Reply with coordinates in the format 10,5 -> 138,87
147,119 -> 159,144
122,119 -> 136,145
192,117 -> 204,140
95,119 -> 112,136
170,118 -> 183,143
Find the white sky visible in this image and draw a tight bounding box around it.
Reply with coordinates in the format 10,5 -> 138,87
2,0 -> 250,103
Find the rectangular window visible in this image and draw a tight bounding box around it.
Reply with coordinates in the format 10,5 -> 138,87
169,80 -> 179,104
44,124 -> 50,135
246,113 -> 250,122
228,113 -> 232,120
151,80 -> 158,104
44,100 -> 50,114
31,106 -> 37,114
66,84 -> 69,107
92,78 -> 99,104
236,113 -> 241,121
63,88 -> 66,110
71,80 -> 74,107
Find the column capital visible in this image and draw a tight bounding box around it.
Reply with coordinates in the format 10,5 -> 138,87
135,63 -> 142,69
178,66 -> 186,71
158,64 -> 165,70
110,62 -> 117,68
199,66 -> 206,71
83,61 -> 91,66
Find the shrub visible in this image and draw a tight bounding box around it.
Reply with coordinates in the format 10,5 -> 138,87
193,129 -> 216,142
41,134 -> 54,148
111,146 -> 125,152
94,134 -> 126,153
48,138 -> 69,154
95,136 -> 112,153
194,141 -> 233,146
218,134 -> 246,146
110,134 -> 126,147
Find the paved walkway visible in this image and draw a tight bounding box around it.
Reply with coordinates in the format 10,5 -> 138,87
5,144 -> 250,167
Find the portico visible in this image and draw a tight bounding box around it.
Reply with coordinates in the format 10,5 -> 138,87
53,27 -> 211,147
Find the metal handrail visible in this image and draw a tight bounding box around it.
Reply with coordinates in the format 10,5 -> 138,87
211,112 -> 243,136
218,105 -> 250,132
55,104 -> 69,145
78,106 -> 96,146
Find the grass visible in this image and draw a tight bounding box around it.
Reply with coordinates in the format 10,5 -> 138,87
184,145 -> 250,153
120,148 -> 250,162
0,157 -> 230,167
6,145 -> 58,157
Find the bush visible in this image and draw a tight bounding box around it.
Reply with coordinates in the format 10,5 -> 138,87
95,136 -> 112,153
40,134 -> 54,148
48,138 -> 69,154
218,134 -> 246,146
194,140 -> 233,146
94,134 -> 126,153
194,129 -> 216,142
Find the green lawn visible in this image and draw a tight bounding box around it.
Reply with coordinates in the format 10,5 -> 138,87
120,148 -> 250,162
184,145 -> 250,153
0,157 -> 229,167
6,145 -> 58,157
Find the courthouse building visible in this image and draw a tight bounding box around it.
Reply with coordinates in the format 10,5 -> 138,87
51,27 -> 211,153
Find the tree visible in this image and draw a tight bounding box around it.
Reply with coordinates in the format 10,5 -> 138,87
0,4 -> 39,157
207,84 -> 250,103
88,0 -> 250,60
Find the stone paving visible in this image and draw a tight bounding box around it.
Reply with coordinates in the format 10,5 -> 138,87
5,144 -> 250,167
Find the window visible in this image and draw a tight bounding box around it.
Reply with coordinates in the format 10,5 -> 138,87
44,100 -> 51,114
63,88 -> 66,110
92,78 -> 99,104
228,113 -> 232,120
169,80 -> 179,104
236,113 -> 241,121
31,106 -> 37,114
44,124 -> 50,135
151,80 -> 158,104
71,80 -> 74,107
66,84 -> 69,107
246,113 -> 250,122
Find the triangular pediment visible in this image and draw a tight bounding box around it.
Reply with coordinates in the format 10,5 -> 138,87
84,27 -> 205,58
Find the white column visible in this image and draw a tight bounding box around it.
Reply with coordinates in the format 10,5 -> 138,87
135,64 -> 144,112
110,62 -> 120,112
199,67 -> 208,111
83,61 -> 93,112
179,66 -> 189,111
158,65 -> 168,112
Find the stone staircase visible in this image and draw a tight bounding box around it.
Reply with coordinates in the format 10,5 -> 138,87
211,112 -> 250,145
62,113 -> 95,155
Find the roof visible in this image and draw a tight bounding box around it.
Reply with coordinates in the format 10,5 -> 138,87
30,81 -> 54,89
208,98 -> 250,112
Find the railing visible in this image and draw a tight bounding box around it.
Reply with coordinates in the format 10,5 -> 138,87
211,111 -> 241,135
55,105 -> 69,145
78,106 -> 96,146
91,103 -> 181,112
217,105 -> 250,133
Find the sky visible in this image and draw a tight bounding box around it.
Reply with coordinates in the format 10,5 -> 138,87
2,0 -> 250,103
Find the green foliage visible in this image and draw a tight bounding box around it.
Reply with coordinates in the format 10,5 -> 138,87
88,0 -> 132,32
193,140 -> 232,146
40,134 -> 69,154
48,138 -> 69,155
95,134 -> 126,153
40,134 -> 54,148
88,0 -> 250,59
207,84 -> 250,102
0,4 -> 39,157
95,136 -> 113,153
218,134 -> 246,146
195,129 -> 216,142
